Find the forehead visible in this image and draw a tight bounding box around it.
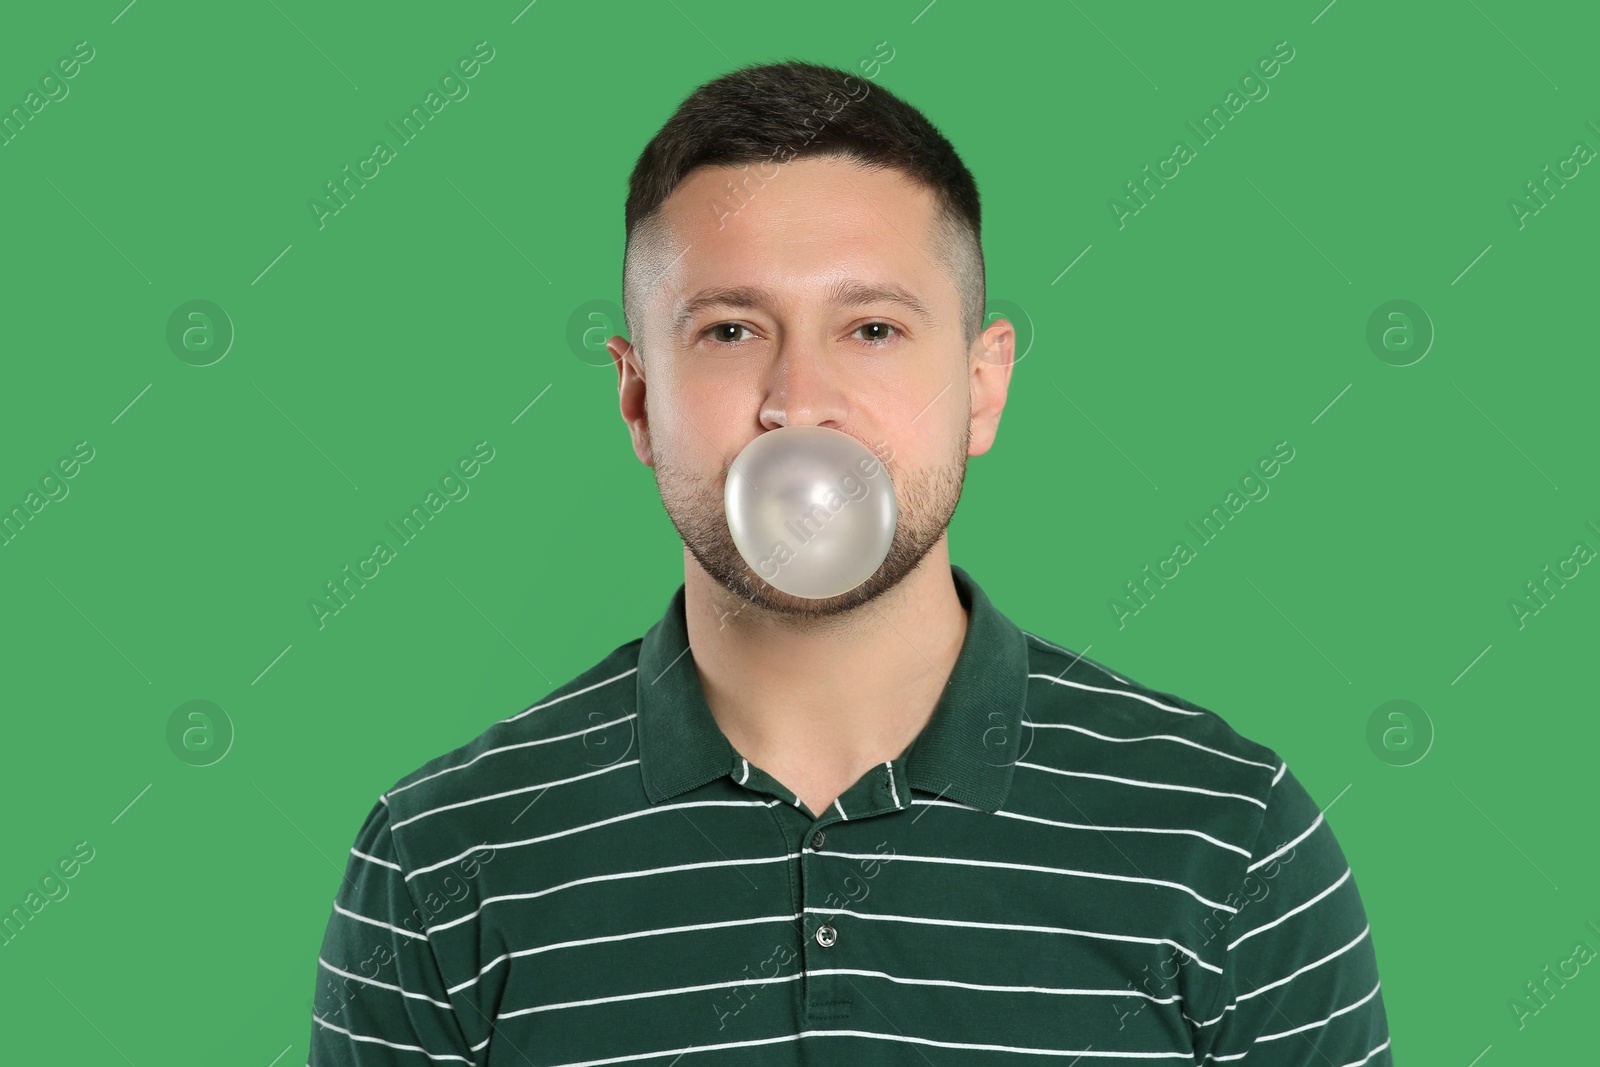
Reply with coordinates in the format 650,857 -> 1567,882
651,156 -> 945,303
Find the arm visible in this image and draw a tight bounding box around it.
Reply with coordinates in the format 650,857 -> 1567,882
1191,762 -> 1394,1064
308,796 -> 481,1065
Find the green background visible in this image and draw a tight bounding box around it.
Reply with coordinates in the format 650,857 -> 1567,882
1,0 -> 1594,1061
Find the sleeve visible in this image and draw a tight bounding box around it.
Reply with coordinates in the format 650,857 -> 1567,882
308,795 -> 482,1066
1190,761 -> 1394,1064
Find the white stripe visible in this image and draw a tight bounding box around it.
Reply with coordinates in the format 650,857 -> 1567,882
1235,925 -> 1371,1004
912,798 -> 1250,857
407,798 -> 782,881
1028,672 -> 1201,717
912,796 -> 987,813
1246,812 -> 1323,872
1196,925 -> 1373,1027
808,967 -> 1184,1003
511,915 -> 798,959
317,956 -> 453,1009
1254,980 -> 1383,1043
310,1012 -> 474,1063
447,913 -> 801,995
498,973 -> 802,1019
821,849 -> 1237,913
1271,760 -> 1287,786
428,852 -> 799,935
1336,1038 -> 1391,1067
494,966 -> 1198,1033
833,797 -> 849,820
1021,631 -> 1132,684
390,760 -> 639,830
539,1026 -> 1197,1067
350,847 -> 401,872
501,667 -> 638,724
1022,719 -> 1277,771
1227,867 -> 1352,951
738,757 -> 750,784
388,712 -> 637,799
802,905 -> 1222,975
332,901 -> 428,941
885,760 -> 902,808
534,1032 -> 807,1067
1019,762 -> 1268,809
810,1027 -> 1197,1059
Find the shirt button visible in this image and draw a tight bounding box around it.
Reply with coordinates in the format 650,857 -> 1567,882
810,831 -> 825,850
815,924 -> 838,948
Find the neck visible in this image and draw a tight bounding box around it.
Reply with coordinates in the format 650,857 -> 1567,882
682,541 -> 969,781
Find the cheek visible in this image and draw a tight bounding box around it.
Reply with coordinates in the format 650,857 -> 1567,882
884,405 -> 959,474
660,372 -> 752,451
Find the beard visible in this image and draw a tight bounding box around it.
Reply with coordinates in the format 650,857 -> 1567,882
650,422 -> 970,622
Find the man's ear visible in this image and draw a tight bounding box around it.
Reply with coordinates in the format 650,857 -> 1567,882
968,317 -> 1015,457
608,335 -> 654,466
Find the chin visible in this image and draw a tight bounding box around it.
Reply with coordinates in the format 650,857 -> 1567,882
693,534 -> 937,621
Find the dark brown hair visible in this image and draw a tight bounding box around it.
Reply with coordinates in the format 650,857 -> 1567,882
621,59 -> 985,353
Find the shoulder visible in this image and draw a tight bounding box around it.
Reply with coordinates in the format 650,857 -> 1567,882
374,639 -> 643,862
1014,629 -> 1286,845
1012,629 -> 1355,898
1019,629 -> 1282,782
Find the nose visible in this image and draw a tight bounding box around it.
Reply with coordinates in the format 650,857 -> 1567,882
758,341 -> 850,431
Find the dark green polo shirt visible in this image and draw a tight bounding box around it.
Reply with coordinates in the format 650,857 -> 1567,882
308,564 -> 1393,1065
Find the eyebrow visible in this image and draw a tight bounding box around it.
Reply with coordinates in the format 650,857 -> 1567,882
671,278 -> 935,336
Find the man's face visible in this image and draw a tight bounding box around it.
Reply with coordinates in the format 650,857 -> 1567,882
609,156 -> 1011,620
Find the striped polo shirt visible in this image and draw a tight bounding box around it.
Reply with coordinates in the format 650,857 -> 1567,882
308,564 -> 1393,1065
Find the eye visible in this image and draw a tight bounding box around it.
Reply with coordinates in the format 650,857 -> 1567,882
703,322 -> 755,344
854,321 -> 901,346
701,321 -> 902,346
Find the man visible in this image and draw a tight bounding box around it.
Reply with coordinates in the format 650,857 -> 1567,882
308,60 -> 1393,1064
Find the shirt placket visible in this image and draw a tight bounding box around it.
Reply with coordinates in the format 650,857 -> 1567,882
728,751 -> 914,1027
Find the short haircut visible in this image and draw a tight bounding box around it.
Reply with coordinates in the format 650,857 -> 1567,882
621,59 -> 985,357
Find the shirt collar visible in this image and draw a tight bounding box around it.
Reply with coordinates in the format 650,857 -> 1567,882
635,564 -> 1030,813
